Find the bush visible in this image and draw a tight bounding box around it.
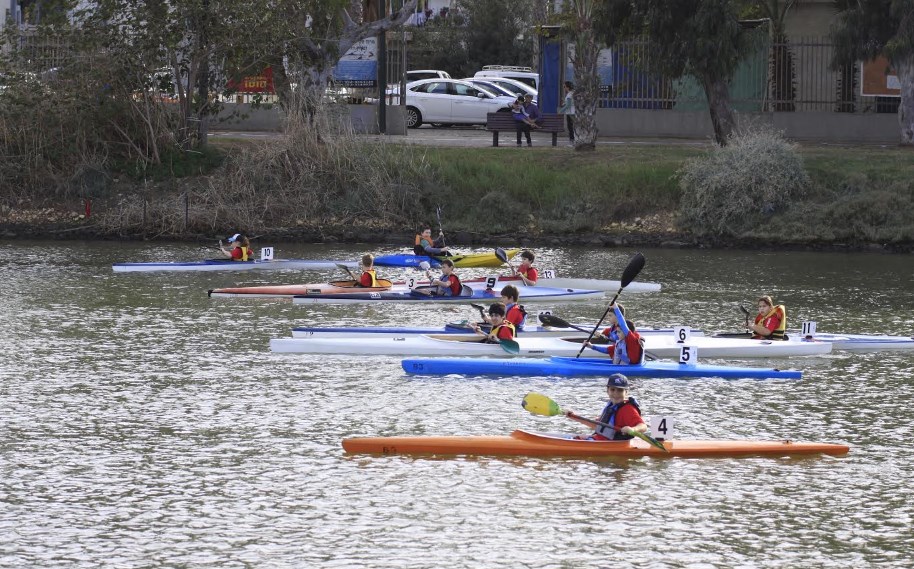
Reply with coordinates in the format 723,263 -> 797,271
678,126 -> 810,236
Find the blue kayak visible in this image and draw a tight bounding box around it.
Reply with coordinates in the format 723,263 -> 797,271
373,249 -> 519,269
401,357 -> 802,380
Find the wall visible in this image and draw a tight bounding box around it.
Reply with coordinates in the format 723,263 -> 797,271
213,104 -> 407,135
594,108 -> 902,144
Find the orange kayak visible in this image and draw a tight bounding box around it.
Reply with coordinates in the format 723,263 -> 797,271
342,430 -> 850,459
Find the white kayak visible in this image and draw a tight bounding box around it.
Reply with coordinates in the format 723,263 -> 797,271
113,259 -> 357,273
289,324 -> 706,339
716,330 -> 914,352
270,334 -> 832,358
289,285 -> 605,305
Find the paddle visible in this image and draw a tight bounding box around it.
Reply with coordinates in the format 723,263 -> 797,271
522,392 -> 668,453
575,252 -> 646,358
435,204 -> 446,247
499,338 -> 520,354
740,304 -> 751,332
336,262 -> 358,282
470,302 -> 487,321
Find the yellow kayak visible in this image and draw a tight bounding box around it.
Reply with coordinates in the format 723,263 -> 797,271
373,249 -> 519,269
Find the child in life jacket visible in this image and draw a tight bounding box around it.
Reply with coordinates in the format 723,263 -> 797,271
359,254 -> 380,287
220,233 -> 252,261
473,303 -> 516,344
584,303 -> 644,364
565,374 -> 648,441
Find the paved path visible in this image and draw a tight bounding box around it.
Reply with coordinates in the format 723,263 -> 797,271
209,126 -> 711,148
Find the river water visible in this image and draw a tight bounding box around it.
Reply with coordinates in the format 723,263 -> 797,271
2,241 -> 913,568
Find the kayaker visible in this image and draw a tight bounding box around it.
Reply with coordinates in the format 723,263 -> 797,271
584,303 -> 644,364
482,285 -> 526,331
419,259 -> 462,296
751,295 -> 787,340
511,250 -> 538,285
566,374 -> 648,441
473,303 -> 516,343
219,233 -> 252,261
414,227 -> 450,256
359,254 -> 380,287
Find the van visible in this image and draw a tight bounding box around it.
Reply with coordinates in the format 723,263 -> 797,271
473,65 -> 539,91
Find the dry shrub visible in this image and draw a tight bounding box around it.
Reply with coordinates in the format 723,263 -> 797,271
678,126 -> 810,236
203,100 -> 435,232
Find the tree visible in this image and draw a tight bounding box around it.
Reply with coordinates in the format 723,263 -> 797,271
565,0 -> 601,150
634,0 -> 756,145
831,0 -> 914,145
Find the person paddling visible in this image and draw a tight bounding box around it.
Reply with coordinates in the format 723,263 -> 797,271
417,259 -> 462,296
358,254 -> 381,287
414,227 -> 450,256
751,295 -> 787,340
482,284 -> 526,331
584,303 -> 644,364
511,250 -> 538,285
219,233 -> 252,261
473,303 -> 516,344
565,374 -> 648,441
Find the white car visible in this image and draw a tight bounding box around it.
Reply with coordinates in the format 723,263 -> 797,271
402,78 -> 516,128
477,77 -> 538,99
406,69 -> 451,82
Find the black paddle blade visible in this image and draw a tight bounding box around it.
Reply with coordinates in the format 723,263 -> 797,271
620,252 -> 646,288
539,313 -> 571,328
494,247 -> 508,263
739,305 -> 751,316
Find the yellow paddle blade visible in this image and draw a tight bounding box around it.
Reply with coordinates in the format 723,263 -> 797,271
522,392 -> 564,417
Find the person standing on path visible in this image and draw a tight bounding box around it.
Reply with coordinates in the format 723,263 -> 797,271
559,81 -> 575,144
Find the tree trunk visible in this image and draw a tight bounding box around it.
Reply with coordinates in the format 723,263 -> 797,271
571,0 -> 599,151
896,54 -> 914,145
701,74 -> 737,145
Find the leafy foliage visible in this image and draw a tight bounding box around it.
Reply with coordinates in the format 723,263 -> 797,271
678,126 -> 810,236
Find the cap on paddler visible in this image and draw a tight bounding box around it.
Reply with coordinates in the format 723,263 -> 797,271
606,373 -> 630,389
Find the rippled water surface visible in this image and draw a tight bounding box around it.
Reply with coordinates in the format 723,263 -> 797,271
2,241 -> 913,568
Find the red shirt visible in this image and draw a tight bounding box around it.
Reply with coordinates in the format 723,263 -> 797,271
593,402 -> 643,441
491,322 -> 515,341
518,265 -> 538,284
359,271 -> 376,287
443,274 -> 461,296
753,309 -> 783,338
505,304 -> 525,328
230,246 -> 248,260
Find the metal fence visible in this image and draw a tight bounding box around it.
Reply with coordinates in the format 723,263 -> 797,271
601,36 -> 899,114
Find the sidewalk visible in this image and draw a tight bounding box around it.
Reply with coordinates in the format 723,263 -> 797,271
209,126 -> 713,148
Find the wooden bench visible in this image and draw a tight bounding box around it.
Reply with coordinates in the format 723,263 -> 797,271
486,112 -> 565,147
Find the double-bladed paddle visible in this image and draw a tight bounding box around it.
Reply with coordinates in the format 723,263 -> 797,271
522,392 -> 668,452
539,313 -> 657,361
575,252 -> 646,358
435,205 -> 446,247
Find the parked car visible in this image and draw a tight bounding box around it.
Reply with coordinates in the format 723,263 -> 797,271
476,77 -> 538,99
401,78 -> 516,128
406,69 -> 451,82
473,65 -> 539,91
463,77 -> 537,104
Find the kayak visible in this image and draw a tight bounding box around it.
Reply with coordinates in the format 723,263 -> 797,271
401,357 -> 803,379
272,334 -> 830,359
207,276 -> 661,299
112,259 -> 357,273
374,249 -> 519,269
342,429 -> 849,458
290,285 -> 605,305
209,279 -> 394,299
289,324 -> 705,339
717,330 -> 914,352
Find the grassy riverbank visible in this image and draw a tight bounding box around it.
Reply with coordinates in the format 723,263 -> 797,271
3,137 -> 913,251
